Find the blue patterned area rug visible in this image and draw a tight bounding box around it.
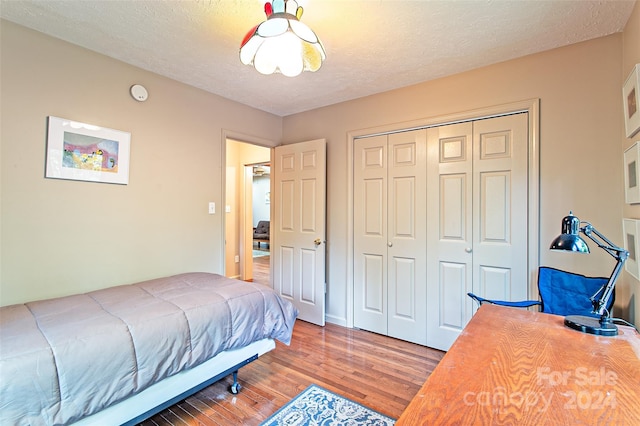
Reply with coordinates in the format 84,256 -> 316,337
261,384 -> 395,426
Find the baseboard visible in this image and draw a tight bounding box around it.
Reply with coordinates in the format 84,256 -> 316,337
325,314 -> 346,327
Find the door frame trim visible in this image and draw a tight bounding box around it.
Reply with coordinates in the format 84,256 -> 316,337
346,99 -> 540,329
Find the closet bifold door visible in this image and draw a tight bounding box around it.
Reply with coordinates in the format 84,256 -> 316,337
425,113 -> 529,351
353,130 -> 427,346
425,122 -> 473,352
386,130 -> 427,345
354,135 -> 388,336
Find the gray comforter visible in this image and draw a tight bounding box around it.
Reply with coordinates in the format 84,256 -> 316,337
0,273 -> 298,426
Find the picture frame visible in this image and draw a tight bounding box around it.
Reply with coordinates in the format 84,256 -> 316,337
46,116 -> 131,185
623,63 -> 640,138
623,218 -> 640,281
623,142 -> 640,204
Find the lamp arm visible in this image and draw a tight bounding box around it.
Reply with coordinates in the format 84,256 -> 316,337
594,259 -> 624,316
581,223 -> 627,261
581,223 -> 629,316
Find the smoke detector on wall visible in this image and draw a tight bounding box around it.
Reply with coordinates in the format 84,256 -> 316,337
130,84 -> 148,102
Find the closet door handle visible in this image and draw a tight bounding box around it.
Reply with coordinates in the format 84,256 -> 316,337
465,247 -> 472,253
388,242 -> 393,247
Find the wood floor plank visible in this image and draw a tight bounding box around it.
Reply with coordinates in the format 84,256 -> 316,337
251,254 -> 270,286
137,319 -> 444,425
173,401 -> 219,426
183,395 -> 233,426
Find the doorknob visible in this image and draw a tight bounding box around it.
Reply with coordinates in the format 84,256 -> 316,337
314,238 -> 323,246
465,247 -> 472,253
388,242 -> 393,247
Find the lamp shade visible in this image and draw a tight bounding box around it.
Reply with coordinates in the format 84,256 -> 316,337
549,212 -> 590,253
240,0 -> 326,77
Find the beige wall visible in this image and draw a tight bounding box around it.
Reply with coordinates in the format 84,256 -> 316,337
0,21 -> 282,305
622,1 -> 640,325
284,34 -> 629,325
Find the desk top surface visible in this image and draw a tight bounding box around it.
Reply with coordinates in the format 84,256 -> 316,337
396,304 -> 640,425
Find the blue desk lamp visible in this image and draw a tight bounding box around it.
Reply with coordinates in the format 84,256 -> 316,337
549,212 -> 628,336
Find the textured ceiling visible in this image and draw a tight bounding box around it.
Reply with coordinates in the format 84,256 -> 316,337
0,0 -> 635,116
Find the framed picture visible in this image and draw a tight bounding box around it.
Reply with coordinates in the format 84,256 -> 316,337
46,116 -> 131,185
623,218 -> 640,281
623,142 -> 640,204
623,63 -> 640,138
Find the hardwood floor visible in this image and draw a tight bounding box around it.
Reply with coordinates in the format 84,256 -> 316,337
251,253 -> 270,287
139,320 -> 445,425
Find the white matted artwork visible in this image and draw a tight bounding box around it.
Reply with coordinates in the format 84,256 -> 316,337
623,63 -> 640,138
623,142 -> 640,204
46,116 -> 131,185
623,218 -> 640,281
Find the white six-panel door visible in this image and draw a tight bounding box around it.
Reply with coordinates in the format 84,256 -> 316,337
426,113 -> 528,351
425,121 -> 473,351
353,130 -> 427,345
353,135 -> 388,334
273,140 -> 326,326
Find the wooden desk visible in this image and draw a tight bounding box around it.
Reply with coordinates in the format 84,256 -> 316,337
396,304 -> 640,425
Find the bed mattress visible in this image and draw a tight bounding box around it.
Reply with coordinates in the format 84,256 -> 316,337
0,273 -> 298,426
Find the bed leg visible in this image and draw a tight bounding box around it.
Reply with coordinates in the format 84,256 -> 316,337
229,370 -> 241,394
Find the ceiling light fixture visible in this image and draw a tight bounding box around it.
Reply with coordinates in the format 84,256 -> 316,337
240,0 -> 326,77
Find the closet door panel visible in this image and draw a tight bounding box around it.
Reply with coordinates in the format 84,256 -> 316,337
478,266 -> 512,301
363,254 -> 385,313
439,261 -> 468,330
393,177 -> 416,237
354,136 -> 388,334
440,174 -> 468,241
364,179 -> 385,236
390,256 -> 415,319
387,130 -> 427,345
473,115 -> 528,303
426,122 -> 474,351
481,172 -> 509,242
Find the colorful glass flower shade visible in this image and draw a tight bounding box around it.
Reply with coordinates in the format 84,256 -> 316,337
240,0 -> 326,77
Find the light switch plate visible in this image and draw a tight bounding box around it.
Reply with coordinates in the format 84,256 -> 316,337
208,202 -> 215,214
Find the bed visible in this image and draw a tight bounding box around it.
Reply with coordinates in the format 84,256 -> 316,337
0,272 -> 298,426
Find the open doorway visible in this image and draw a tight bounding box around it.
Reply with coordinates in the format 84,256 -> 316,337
250,163 -> 271,286
224,138 -> 271,285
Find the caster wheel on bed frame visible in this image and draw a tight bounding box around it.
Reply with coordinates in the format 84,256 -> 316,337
230,382 -> 241,394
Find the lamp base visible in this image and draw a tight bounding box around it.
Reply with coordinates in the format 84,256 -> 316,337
564,315 -> 618,336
